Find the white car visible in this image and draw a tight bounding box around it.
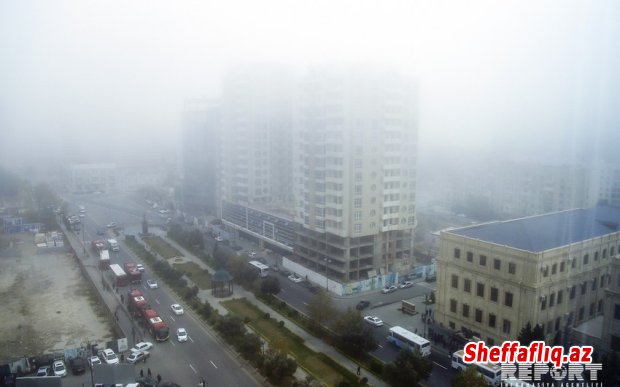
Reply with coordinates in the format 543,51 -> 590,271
398,281 -> 414,289
130,341 -> 154,353
106,222 -> 118,228
288,274 -> 303,283
146,279 -> 158,289
364,315 -> 384,327
126,351 -> 149,364
214,236 -> 224,242
100,348 -> 119,364
248,251 -> 257,258
136,264 -> 145,272
88,356 -> 101,369
52,360 -> 67,377
177,328 -> 188,342
36,366 -> 50,377
381,285 -> 398,294
171,304 -> 184,315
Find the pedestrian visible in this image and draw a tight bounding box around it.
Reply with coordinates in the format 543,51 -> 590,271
121,294 -> 124,303
143,355 -> 147,363
157,374 -> 162,384
140,369 -> 144,378
148,368 -> 151,376
357,365 -> 361,376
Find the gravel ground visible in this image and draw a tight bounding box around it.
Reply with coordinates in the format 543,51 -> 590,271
0,233 -> 114,363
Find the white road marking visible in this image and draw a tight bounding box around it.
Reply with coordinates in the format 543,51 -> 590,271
169,316 -> 176,322
189,336 -> 194,343
377,345 -> 383,349
170,340 -> 175,347
433,361 -> 447,370
210,361 -> 218,369
303,302 -> 308,306
155,299 -> 160,305
189,364 -> 197,374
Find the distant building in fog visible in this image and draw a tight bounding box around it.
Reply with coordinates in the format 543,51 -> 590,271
181,98 -> 219,215
292,68 -> 418,282
66,163 -> 117,194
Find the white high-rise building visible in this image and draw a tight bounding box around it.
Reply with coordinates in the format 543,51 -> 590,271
293,68 -> 418,282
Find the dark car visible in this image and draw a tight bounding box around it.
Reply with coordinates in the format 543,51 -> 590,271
69,358 -> 86,375
356,300 -> 371,310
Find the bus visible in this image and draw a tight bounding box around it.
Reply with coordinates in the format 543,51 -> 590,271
248,260 -> 269,277
386,326 -> 431,356
109,263 -> 129,287
451,350 -> 502,386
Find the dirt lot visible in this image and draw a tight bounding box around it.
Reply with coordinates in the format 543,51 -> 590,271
0,233 -> 114,363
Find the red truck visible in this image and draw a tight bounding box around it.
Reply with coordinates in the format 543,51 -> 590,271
91,239 -> 105,252
127,288 -> 149,317
141,308 -> 170,341
123,262 -> 142,284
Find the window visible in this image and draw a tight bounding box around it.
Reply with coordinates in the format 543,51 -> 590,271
570,286 -> 576,300
450,299 -> 457,313
355,185 -> 362,194
581,283 -> 587,295
454,248 -> 461,259
354,198 -> 362,208
583,254 -> 589,265
505,292 -> 513,307
354,223 -> 361,234
595,251 -> 599,261
592,278 -> 597,291
489,313 -> 496,328
451,274 -> 459,289
477,283 -> 485,298
590,302 -> 595,316
560,261 -> 565,272
614,304 -> 620,320
449,321 -> 456,330
552,263 -> 557,275
612,246 -> 616,256
508,262 -> 516,274
490,287 -> 498,302
541,298 -> 546,310
466,252 -> 473,262
555,317 -> 561,331
475,309 -> 483,323
462,304 -> 470,318
503,319 -> 511,334
494,258 -> 501,270
603,249 -> 607,259
549,293 -> 555,307
598,300 -> 603,313
579,307 -> 585,321
480,255 -> 487,266
464,279 -> 471,293
601,275 -> 606,288
571,258 -> 576,269
557,290 -> 563,304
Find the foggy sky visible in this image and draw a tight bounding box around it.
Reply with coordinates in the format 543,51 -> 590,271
1,0 -> 620,168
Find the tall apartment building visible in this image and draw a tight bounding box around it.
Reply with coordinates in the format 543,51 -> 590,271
181,99 -> 219,215
435,206 -> 620,346
293,68 -> 418,282
217,66 -> 297,250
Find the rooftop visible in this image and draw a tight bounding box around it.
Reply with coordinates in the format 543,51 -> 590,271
447,206 -> 620,252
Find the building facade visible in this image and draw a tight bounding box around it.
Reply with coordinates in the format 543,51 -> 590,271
435,206 -> 620,346
292,68 -> 418,282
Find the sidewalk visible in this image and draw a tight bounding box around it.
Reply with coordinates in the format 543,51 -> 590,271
159,234 -> 388,387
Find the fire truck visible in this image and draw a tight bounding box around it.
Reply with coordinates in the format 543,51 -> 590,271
127,288 -> 149,317
123,262 -> 142,284
141,308 -> 170,341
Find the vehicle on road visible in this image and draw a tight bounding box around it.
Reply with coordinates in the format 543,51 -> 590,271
364,316 -> 384,327
214,236 -> 223,242
52,360 -> 67,377
288,274 -> 303,283
452,350 -> 502,386
36,366 -> 51,377
131,341 -> 154,353
146,279 -> 158,289
136,263 -> 145,272
398,281 -> 414,289
356,300 -> 371,310
248,260 -> 269,278
126,351 -> 150,364
107,238 -> 119,252
171,304 -> 184,315
381,285 -> 398,294
100,348 -> 119,364
387,326 -> 431,356
177,328 -> 188,342
88,356 -> 101,369
106,222 -> 118,228
69,358 -> 86,375
248,251 -> 257,258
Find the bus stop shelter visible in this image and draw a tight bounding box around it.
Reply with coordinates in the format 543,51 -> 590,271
211,269 -> 233,297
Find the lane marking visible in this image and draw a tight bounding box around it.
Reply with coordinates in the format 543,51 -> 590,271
170,340 -> 175,347
189,364 -> 197,374
170,316 -> 176,322
155,299 -> 160,305
377,345 -> 383,349
189,336 -> 194,343
210,361 -> 218,369
433,361 -> 447,370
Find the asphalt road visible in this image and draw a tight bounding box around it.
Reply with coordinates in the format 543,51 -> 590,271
64,193 -> 261,387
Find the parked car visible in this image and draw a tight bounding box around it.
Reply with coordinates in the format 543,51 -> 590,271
177,328 -> 188,342
171,304 -> 184,315
88,356 -> 101,369
126,351 -> 150,364
363,316 -> 384,327
36,366 -> 51,377
100,348 -> 119,364
248,251 -> 257,258
288,274 -> 303,283
381,285 -> 397,294
131,341 -> 154,353
398,281 -> 414,289
146,279 -> 158,289
136,264 -> 145,272
214,236 -> 223,242
52,360 -> 67,377
69,358 -> 86,375
106,222 -> 118,228
356,300 -> 371,310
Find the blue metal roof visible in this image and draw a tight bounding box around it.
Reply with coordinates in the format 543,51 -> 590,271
448,206 -> 620,252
